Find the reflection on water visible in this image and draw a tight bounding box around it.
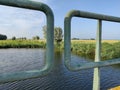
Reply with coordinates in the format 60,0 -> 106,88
0,49 -> 120,90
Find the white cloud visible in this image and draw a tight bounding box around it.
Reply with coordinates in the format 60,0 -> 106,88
0,0 -> 55,39
0,5 -> 46,39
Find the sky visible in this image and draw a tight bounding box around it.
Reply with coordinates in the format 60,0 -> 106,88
0,0 -> 120,39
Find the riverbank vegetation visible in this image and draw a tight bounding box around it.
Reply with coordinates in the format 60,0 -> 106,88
71,40 -> 120,60
0,40 -> 46,48
0,39 -> 120,60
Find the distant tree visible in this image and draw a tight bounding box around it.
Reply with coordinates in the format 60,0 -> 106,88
22,37 -> 27,40
32,36 -> 40,40
42,25 -> 47,39
16,37 -> 27,40
54,27 -> 63,44
12,36 -> 16,40
0,34 -> 7,40
36,36 -> 40,40
42,25 -> 63,44
72,38 -> 79,40
90,38 -> 95,40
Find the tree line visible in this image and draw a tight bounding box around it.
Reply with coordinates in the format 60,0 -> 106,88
11,36 -> 40,40
0,25 -> 63,44
0,34 -> 7,40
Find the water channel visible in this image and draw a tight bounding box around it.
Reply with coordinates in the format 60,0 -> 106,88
0,49 -> 120,90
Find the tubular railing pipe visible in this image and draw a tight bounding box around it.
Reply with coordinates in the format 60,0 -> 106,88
64,10 -> 120,90
93,20 -> 102,90
0,0 -> 54,83
65,10 -> 120,22
64,10 -> 120,71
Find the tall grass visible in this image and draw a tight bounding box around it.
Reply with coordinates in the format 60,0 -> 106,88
71,40 -> 120,60
0,39 -> 120,60
0,40 -> 46,48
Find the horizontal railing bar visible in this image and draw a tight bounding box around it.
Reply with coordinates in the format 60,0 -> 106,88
66,58 -> 120,71
0,67 -> 48,84
0,0 -> 53,15
65,10 -> 120,23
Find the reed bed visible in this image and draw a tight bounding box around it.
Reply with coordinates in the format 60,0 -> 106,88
71,40 -> 120,60
0,39 -> 120,60
0,40 -> 46,48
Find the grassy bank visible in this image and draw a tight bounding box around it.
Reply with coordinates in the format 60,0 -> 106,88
0,40 -> 46,48
0,39 -> 120,60
71,40 -> 120,60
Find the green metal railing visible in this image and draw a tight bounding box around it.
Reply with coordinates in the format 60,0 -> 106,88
0,0 -> 120,90
0,0 -> 54,83
64,10 -> 120,90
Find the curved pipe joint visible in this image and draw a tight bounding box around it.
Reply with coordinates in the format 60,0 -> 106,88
0,0 -> 54,83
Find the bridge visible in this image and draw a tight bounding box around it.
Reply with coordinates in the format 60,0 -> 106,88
0,0 -> 120,90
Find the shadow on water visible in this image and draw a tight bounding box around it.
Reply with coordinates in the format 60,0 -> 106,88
0,49 -> 120,90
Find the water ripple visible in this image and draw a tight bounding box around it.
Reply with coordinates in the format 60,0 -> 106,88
0,49 -> 120,90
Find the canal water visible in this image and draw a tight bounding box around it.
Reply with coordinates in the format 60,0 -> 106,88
0,49 -> 120,90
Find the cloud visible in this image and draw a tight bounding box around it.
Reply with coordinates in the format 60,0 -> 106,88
0,4 -> 46,39
0,2 -> 46,38
0,0 -> 54,39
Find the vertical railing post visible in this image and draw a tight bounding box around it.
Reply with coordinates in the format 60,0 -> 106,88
93,20 -> 102,90
64,16 -> 71,69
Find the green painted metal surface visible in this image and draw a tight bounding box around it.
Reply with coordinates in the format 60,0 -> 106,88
0,0 -> 54,83
64,10 -> 120,90
64,10 -> 120,70
93,20 -> 102,90
0,0 -> 120,89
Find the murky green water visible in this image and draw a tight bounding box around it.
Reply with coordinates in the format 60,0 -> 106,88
0,49 -> 119,90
